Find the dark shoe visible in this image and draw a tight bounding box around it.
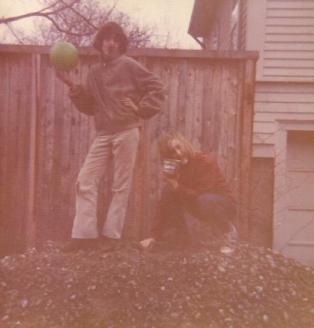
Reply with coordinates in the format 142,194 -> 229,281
61,239 -> 98,253
100,236 -> 119,252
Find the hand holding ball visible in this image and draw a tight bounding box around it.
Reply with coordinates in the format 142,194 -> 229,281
49,41 -> 79,71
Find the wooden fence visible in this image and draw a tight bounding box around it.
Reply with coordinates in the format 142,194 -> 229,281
0,45 -> 257,253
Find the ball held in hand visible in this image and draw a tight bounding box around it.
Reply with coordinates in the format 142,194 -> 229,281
49,41 -> 79,71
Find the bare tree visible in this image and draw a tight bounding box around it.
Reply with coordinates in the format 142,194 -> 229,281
1,0 -> 155,48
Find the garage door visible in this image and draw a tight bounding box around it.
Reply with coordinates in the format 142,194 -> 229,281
281,131 -> 314,265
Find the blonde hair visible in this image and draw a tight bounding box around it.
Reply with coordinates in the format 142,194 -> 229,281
159,132 -> 196,159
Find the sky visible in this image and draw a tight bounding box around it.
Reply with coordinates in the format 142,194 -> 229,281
0,0 -> 199,49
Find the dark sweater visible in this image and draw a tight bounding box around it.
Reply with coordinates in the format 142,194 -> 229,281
69,55 -> 166,135
151,152 -> 234,239
176,152 -> 233,200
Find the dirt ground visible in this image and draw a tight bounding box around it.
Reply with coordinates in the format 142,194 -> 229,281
0,240 -> 314,328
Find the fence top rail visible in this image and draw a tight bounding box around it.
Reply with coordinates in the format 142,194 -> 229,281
0,44 -> 259,61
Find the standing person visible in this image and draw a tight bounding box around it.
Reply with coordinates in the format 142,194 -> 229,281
56,22 -> 166,252
140,132 -> 238,250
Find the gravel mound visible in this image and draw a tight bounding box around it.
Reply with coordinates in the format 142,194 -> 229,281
0,241 -> 314,328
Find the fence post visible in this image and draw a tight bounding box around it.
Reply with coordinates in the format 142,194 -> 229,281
25,53 -> 40,247
239,58 -> 256,240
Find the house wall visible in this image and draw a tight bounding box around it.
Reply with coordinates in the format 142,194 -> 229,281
262,0 -> 314,81
246,0 -> 314,82
253,82 -> 314,157
247,1 -> 314,256
237,0 -> 314,156
201,0 -> 314,82
245,0 -> 314,258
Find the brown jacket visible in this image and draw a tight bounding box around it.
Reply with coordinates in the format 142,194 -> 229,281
69,55 -> 166,135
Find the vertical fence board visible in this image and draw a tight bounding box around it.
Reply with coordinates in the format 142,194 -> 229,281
25,54 -> 40,247
201,62 -> 214,153
239,59 -> 256,240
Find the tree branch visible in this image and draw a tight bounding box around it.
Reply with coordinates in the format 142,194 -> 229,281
1,0 -> 154,47
5,23 -> 25,44
39,0 -> 80,15
0,0 -> 79,24
59,0 -> 98,30
43,15 -> 94,36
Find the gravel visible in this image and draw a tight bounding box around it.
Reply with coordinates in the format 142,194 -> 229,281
0,241 -> 314,328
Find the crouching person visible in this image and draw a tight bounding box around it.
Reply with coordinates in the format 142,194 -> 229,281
140,132 -> 238,251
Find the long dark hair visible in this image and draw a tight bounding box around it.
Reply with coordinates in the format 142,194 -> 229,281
159,132 -> 196,160
93,21 -> 129,54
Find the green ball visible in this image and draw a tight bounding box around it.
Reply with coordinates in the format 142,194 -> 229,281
49,41 -> 79,71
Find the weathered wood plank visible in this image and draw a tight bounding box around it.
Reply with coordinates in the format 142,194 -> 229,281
200,61 -> 215,154
190,61 -> 204,149
239,59 -> 256,240
25,54 -> 40,247
0,56 -> 12,252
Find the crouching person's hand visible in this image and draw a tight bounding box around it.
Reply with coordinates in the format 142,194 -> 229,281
139,237 -> 156,251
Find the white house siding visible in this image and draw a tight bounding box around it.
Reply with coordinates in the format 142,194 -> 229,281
244,0 -> 314,156
263,0 -> 314,81
253,82 -> 314,157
